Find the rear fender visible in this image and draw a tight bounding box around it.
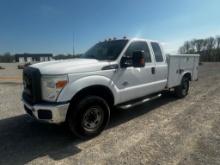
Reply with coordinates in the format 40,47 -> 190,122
180,71 -> 192,81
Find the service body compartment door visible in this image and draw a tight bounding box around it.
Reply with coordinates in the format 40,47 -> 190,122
167,54 -> 200,88
192,56 -> 199,80
167,56 -> 180,88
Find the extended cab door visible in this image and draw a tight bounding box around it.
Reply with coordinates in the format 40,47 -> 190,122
150,42 -> 168,91
114,41 -> 158,103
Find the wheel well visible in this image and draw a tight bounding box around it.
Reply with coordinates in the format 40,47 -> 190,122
70,85 -> 114,107
183,72 -> 192,81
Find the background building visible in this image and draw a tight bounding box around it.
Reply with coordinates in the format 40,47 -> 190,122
15,53 -> 53,63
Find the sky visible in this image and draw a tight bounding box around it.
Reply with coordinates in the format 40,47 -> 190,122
0,0 -> 220,55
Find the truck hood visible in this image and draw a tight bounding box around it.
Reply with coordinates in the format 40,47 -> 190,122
31,59 -> 110,75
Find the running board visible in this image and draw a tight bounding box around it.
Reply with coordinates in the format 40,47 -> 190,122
117,93 -> 162,109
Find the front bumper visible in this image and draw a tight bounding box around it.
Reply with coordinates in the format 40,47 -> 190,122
22,99 -> 69,124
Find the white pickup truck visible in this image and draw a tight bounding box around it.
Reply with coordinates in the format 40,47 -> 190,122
22,38 -> 199,138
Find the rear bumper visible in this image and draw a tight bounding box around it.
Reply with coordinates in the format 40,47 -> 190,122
22,99 -> 69,124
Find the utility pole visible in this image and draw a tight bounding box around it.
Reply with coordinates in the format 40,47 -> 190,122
73,32 -> 75,56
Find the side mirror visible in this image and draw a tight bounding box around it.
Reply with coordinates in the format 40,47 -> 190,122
132,51 -> 145,67
120,56 -> 132,68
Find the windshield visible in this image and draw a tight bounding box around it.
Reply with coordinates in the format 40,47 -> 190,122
81,40 -> 128,61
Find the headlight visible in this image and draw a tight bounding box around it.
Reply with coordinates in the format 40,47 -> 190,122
41,75 -> 68,102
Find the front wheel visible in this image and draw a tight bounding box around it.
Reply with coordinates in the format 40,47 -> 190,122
67,96 -> 110,139
175,77 -> 189,98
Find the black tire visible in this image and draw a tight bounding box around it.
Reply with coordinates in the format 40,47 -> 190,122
175,76 -> 190,98
67,95 -> 110,139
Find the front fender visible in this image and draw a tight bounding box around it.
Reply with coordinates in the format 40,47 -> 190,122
57,75 -> 118,103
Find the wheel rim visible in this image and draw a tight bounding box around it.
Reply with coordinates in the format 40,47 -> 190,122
82,106 -> 104,132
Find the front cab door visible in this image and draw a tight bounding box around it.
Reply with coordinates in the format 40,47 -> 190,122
113,41 -> 157,103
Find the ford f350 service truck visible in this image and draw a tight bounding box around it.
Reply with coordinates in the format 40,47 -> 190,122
22,38 -> 199,138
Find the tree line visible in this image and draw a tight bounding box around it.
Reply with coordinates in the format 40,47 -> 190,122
179,36 -> 220,62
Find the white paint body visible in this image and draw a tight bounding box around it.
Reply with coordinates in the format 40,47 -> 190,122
24,38 -> 200,123
167,54 -> 199,88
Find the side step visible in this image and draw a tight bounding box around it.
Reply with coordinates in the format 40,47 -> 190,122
117,93 -> 162,109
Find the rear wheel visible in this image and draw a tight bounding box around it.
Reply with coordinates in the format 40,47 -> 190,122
67,95 -> 110,139
175,76 -> 189,98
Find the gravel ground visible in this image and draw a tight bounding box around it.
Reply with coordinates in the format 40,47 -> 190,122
0,63 -> 22,80
0,63 -> 219,165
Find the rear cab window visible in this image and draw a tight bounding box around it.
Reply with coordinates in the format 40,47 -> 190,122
151,42 -> 164,62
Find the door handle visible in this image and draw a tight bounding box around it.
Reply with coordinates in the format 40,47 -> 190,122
151,67 -> 156,74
